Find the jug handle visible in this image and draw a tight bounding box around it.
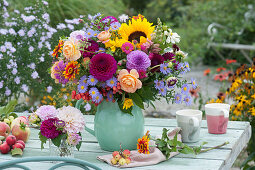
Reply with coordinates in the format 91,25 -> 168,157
75,99 -> 95,136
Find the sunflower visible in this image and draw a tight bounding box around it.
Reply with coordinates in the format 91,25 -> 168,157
63,61 -> 80,81
118,17 -> 154,48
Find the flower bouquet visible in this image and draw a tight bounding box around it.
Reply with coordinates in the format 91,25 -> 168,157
50,14 -> 196,150
36,105 -> 85,157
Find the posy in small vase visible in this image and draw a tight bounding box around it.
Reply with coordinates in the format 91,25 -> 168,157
50,14 -> 197,151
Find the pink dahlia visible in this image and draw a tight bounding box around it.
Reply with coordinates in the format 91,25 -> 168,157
121,42 -> 134,54
149,53 -> 164,72
80,39 -> 99,58
89,53 -> 117,81
36,105 -> 57,121
67,133 -> 82,146
101,16 -> 118,24
126,50 -> 151,71
40,118 -> 62,139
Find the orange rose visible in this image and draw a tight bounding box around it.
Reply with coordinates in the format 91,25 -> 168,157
97,31 -> 111,43
63,38 -> 81,61
118,69 -> 142,93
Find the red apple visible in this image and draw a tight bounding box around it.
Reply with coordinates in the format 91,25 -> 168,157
16,140 -> 25,148
12,143 -> 24,150
0,142 -> 10,154
11,123 -> 30,143
6,135 -> 16,146
11,116 -> 29,130
123,149 -> 131,158
112,151 -> 119,157
0,122 -> 11,138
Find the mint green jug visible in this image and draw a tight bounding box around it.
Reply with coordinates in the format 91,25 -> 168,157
76,99 -> 144,151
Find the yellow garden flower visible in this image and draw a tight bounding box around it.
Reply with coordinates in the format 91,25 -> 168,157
123,98 -> 134,110
249,107 -> 255,116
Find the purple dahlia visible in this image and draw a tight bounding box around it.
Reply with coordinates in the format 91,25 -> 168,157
40,118 -> 62,139
80,39 -> 99,58
89,53 -> 117,81
149,53 -> 164,72
126,50 -> 151,71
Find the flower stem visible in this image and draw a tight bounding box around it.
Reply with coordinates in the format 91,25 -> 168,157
200,141 -> 229,153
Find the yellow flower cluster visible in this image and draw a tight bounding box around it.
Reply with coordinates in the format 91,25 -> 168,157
226,64 -> 255,120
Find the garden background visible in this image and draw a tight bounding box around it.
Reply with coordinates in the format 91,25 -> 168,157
0,0 -> 255,169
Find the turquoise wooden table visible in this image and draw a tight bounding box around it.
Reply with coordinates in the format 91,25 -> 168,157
0,115 -> 251,170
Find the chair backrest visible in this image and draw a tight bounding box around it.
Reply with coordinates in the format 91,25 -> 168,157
0,156 -> 102,170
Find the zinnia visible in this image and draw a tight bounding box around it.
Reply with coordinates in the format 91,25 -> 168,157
89,53 -> 117,81
118,69 -> 142,93
63,38 -> 81,61
126,50 -> 151,71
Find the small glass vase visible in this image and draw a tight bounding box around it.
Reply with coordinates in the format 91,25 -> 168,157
49,138 -> 74,157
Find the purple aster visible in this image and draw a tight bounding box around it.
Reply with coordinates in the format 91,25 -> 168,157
174,93 -> 182,104
154,80 -> 164,90
67,133 -> 82,146
190,78 -> 197,89
177,63 -> 186,74
107,91 -> 114,101
85,29 -> 96,38
149,53 -> 164,72
160,63 -> 171,75
40,118 -> 62,139
89,53 -> 117,81
106,77 -> 117,88
126,50 -> 151,71
166,77 -> 177,88
97,47 -> 105,53
184,62 -> 191,72
36,105 -> 57,121
79,75 -> 88,85
78,83 -> 88,93
158,85 -> 167,96
110,22 -> 121,30
87,75 -> 98,86
89,87 -> 99,98
183,95 -> 192,106
181,84 -> 190,95
92,93 -> 103,104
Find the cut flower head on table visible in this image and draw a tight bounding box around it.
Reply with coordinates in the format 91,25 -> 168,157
50,14 -> 197,114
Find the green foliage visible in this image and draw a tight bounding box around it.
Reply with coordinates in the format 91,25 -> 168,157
51,134 -> 65,147
0,100 -> 18,121
8,0 -> 126,27
39,131 -> 48,149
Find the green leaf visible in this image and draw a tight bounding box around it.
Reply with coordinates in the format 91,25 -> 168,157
176,141 -> 185,147
11,148 -> 23,156
3,100 -> 18,115
156,140 -> 166,148
162,128 -> 168,140
51,134 -> 64,147
179,145 -> 195,154
76,141 -> 82,151
173,132 -> 178,146
129,93 -> 144,109
39,132 -> 47,149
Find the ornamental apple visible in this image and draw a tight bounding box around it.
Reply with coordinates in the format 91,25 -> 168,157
122,149 -> 131,158
0,142 -> 10,154
118,158 -> 126,165
12,143 -> 24,150
111,158 -> 117,165
11,116 -> 29,130
6,135 -> 16,146
114,154 -> 121,161
0,122 -> 11,138
11,123 -> 30,143
125,157 -> 131,164
16,140 -> 25,148
112,151 -> 119,157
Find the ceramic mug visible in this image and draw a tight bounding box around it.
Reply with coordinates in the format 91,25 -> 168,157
205,103 -> 230,134
176,109 -> 202,143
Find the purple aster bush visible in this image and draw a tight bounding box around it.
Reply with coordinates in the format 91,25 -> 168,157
126,50 -> 151,71
183,95 -> 192,106
107,91 -> 114,101
40,118 -> 62,139
181,84 -> 190,95
160,63 -> 171,75
174,93 -> 182,104
106,77 -> 117,88
92,93 -> 103,104
158,85 -> 167,96
78,83 -> 88,93
87,75 -> 98,86
154,80 -> 165,90
89,87 -> 99,98
191,78 -> 197,89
